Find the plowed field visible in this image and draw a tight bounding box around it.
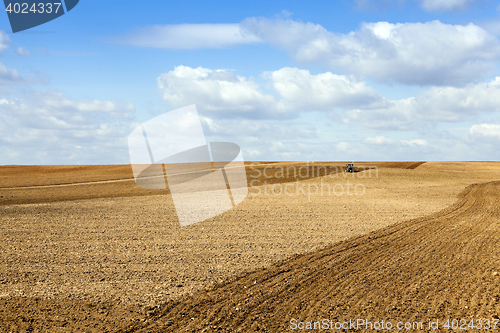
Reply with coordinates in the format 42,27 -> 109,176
2,162 -> 500,332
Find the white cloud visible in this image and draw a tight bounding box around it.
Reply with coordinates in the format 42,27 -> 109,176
403,139 -> 428,146
0,62 -> 24,84
370,136 -> 428,148
158,65 -> 500,134
244,149 -> 262,157
157,65 -> 284,119
15,46 -> 30,56
463,124 -> 500,159
242,18 -> 500,86
200,117 -> 317,140
4,52 -> 500,163
158,65 -> 390,119
116,19 -> 500,86
412,77 -> 500,120
347,76 -> 500,130
267,67 -> 388,111
247,130 -> 476,162
196,115 -> 324,162
468,123 -> 500,140
364,136 -> 397,145
336,142 -> 350,151
417,0 -> 474,11
341,98 -> 414,130
357,135 -> 436,160
116,24 -> 261,49
0,91 -> 135,164
0,31 -> 10,54
37,93 -> 133,114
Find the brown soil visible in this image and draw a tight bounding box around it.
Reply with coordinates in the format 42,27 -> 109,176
137,180 -> 500,332
1,162 -> 500,332
0,162 -> 399,206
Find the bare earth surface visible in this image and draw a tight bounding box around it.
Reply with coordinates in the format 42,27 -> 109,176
1,162 -> 500,332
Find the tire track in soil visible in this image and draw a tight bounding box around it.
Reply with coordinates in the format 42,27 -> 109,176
129,180 -> 500,332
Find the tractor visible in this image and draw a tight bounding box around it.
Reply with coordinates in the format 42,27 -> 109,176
346,163 -> 355,173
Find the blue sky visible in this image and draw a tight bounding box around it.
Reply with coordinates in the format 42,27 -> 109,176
2,0 -> 500,164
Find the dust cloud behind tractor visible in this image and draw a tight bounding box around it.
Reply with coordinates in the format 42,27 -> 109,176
128,105 -> 248,227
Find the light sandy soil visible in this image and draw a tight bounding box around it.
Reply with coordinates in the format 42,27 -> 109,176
1,162 -> 500,332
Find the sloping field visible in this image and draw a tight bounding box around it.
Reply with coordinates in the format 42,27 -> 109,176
417,161 -> 500,172
1,162 -> 500,332
138,180 -> 500,332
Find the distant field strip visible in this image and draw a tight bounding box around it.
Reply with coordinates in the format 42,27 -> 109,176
0,166 -> 248,190
0,177 -> 137,190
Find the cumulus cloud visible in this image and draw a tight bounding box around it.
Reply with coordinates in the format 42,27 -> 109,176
356,135 -> 440,161
116,24 -> 262,49
157,65 -> 500,135
15,46 -> 30,56
233,129 -> 498,162
195,116 -> 323,161
468,123 -> 500,140
201,117 -> 317,141
157,65 -> 284,119
266,67 -> 388,111
0,31 -> 10,54
417,0 -> 475,11
364,136 -> 397,145
158,65 -> 389,119
116,19 -> 500,86
198,115 -> 324,162
0,91 -> 136,164
5,57 -> 500,163
242,18 -> 500,86
0,62 -> 24,84
346,76 -> 500,130
30,92 -> 134,115
344,98 -> 412,130
412,77 -> 500,121
463,123 -> 500,159
365,136 -> 428,146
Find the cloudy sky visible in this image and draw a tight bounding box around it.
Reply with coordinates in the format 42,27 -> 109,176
2,0 -> 500,164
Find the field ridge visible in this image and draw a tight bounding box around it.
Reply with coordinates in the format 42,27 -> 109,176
132,180 -> 500,332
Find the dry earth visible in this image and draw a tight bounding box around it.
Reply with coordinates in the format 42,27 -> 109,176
1,162 -> 500,332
